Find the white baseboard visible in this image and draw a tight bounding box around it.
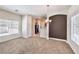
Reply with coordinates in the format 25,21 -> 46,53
0,33 -> 21,42
67,40 -> 77,54
49,37 -> 66,42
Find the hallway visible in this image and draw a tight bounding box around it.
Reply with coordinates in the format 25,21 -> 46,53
0,37 -> 74,54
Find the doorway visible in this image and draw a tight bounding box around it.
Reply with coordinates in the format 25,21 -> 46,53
49,15 -> 67,40
35,20 -> 39,34
32,18 -> 40,37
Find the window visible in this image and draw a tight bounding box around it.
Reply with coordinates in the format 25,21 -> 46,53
71,13 -> 79,45
0,19 -> 19,36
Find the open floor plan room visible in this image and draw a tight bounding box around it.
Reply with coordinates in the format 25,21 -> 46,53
0,5 -> 79,54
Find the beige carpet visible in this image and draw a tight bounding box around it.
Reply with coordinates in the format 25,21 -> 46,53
0,37 -> 74,54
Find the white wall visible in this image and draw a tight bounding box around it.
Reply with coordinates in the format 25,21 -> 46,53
39,19 -> 47,39
27,16 -> 32,37
67,6 -> 79,54
48,10 -> 68,17
0,9 -> 22,42
40,26 -> 47,38
22,15 -> 32,38
22,16 -> 27,38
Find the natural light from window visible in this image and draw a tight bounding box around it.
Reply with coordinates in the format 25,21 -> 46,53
71,13 -> 79,45
0,19 -> 19,36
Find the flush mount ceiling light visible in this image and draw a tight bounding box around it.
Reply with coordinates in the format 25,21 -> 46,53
15,9 -> 19,12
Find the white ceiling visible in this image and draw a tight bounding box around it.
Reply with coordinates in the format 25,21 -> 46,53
0,5 -> 71,16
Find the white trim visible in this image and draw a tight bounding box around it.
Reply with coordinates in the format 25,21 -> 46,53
0,33 -> 21,42
67,41 -> 76,54
48,12 -> 68,18
49,37 -> 67,42
46,16 -> 49,40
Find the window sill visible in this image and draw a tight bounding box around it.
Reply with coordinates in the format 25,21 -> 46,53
0,33 -> 19,37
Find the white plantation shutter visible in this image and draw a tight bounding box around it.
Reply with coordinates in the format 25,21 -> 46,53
71,14 -> 79,45
0,19 -> 19,36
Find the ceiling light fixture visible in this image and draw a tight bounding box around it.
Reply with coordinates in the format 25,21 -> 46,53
15,9 -> 19,12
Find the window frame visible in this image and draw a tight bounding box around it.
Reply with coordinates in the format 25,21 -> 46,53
0,18 -> 19,36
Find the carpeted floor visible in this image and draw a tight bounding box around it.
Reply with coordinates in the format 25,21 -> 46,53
0,37 -> 74,54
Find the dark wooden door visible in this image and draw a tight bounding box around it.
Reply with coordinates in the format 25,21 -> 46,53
49,15 -> 67,39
